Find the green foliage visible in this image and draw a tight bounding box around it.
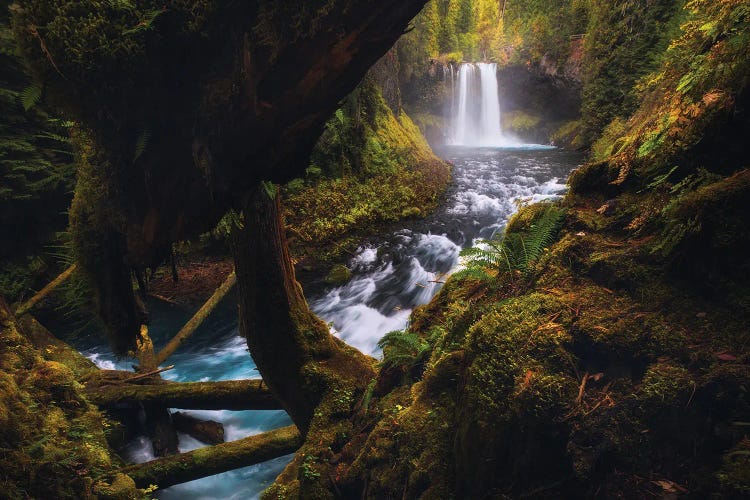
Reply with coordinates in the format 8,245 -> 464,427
48,230 -> 97,324
550,120 -> 584,149
132,126 -> 151,162
0,13 -> 74,300
454,205 -> 566,283
580,0 -> 684,145
398,0 -> 503,78
590,117 -> 628,161
500,0 -> 589,65
20,82 -> 42,111
502,110 -> 542,135
284,80 -> 449,260
377,329 -> 432,374
613,0 -> 750,178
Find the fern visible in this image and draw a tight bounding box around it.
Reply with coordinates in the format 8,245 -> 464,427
378,329 -> 430,371
133,126 -> 151,162
20,82 -> 42,111
455,205 -> 566,283
122,8 -> 166,36
519,206 -> 566,268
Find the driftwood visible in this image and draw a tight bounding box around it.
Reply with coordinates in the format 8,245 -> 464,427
121,425 -> 301,489
153,270 -> 236,368
14,264 -> 77,316
86,377 -> 281,411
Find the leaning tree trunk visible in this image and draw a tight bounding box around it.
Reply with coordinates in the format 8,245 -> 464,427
233,185 -> 375,435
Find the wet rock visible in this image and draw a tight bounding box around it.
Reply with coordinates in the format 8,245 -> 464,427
325,264 -> 352,285
172,412 -> 225,445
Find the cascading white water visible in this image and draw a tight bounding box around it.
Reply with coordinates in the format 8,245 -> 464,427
449,62 -> 512,147
479,63 -> 503,145
453,64 -> 476,146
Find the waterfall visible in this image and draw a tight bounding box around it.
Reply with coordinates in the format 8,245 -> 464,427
454,64 -> 476,146
449,62 -> 511,147
479,63 -> 503,145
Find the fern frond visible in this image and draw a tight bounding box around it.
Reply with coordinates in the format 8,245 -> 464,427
521,206 -> 566,269
456,205 -> 566,284
452,266 -> 494,282
378,330 -> 428,371
133,126 -> 151,162
20,82 -> 42,110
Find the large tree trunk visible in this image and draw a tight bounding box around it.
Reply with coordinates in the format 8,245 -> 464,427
14,2 -> 427,351
233,186 -> 375,434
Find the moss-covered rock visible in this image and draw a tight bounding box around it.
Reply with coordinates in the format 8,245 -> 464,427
0,299 -> 144,498
325,264 -> 351,285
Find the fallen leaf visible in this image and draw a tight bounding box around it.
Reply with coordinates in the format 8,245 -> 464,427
652,479 -> 688,493
716,353 -> 738,361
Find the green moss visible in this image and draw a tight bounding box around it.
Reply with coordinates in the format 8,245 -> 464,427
325,264 -> 351,285
462,293 -> 576,421
567,160 -> 621,197
502,110 -> 542,135
285,81 -> 450,265
718,438 -> 750,495
590,117 -> 628,161
638,363 -> 693,410
551,120 -> 584,149
0,302 -> 144,498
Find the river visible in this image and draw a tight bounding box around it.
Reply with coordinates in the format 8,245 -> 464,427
73,145 -> 583,499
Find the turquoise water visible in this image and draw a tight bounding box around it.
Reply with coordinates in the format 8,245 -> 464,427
76,145 -> 582,499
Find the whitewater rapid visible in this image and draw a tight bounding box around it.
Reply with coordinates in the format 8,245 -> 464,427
78,145 -> 582,499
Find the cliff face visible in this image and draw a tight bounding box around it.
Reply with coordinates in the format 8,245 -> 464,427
496,63 -> 582,145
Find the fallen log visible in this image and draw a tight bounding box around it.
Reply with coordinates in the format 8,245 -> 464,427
14,264 -> 77,316
153,270 -> 236,367
173,412 -> 224,445
86,378 -> 282,411
122,425 -> 301,489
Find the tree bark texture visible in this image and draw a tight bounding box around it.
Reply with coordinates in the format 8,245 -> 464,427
233,187 -> 375,434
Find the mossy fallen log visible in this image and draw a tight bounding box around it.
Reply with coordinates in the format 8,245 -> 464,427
121,425 -> 301,489
86,378 -> 282,411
